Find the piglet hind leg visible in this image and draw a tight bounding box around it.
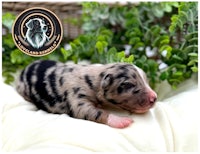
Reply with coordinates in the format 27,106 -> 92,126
107,114 -> 133,128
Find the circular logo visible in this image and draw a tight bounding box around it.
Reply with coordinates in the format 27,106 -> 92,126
12,7 -> 63,56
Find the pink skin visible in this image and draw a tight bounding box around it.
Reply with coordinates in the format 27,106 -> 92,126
148,87 -> 157,104
107,114 -> 133,128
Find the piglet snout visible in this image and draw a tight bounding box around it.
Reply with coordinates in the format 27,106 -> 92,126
149,90 -> 157,104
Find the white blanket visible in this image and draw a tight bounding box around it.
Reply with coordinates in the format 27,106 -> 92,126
1,80 -> 199,152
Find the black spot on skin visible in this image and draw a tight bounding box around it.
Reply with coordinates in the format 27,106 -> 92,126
117,65 -> 129,71
103,89 -> 108,97
117,86 -> 123,94
107,99 -> 122,104
20,69 -> 25,82
48,70 -> 63,103
48,99 -> 57,107
59,77 -> 64,86
117,82 -> 135,94
133,89 -> 140,94
107,65 -> 117,69
78,102 -> 85,106
84,75 -> 93,89
25,64 -> 36,94
84,115 -> 88,120
115,73 -> 129,80
132,66 -> 137,71
26,61 -> 57,110
62,67 -> 74,73
19,68 -> 29,99
66,100 -> 74,117
95,111 -> 102,120
132,73 -> 136,79
78,93 -> 87,98
23,89 -> 29,98
60,106 -> 65,110
96,97 -> 103,105
99,72 -> 105,78
63,90 -> 68,102
68,68 -> 74,72
34,61 -> 57,101
73,87 -> 80,94
122,82 -> 135,90
102,74 -> 114,89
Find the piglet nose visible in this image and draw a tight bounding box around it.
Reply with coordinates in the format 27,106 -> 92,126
150,96 -> 157,104
149,91 -> 157,104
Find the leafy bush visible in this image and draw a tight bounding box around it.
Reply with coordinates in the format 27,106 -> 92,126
2,2 -> 198,89
66,2 -> 198,88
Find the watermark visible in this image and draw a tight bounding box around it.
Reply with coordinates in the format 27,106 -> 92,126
12,7 -> 63,57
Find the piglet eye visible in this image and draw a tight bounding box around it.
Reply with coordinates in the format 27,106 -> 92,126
121,82 -> 135,89
133,89 -> 140,94
117,82 -> 135,94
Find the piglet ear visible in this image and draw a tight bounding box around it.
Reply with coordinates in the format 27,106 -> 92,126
101,74 -> 113,89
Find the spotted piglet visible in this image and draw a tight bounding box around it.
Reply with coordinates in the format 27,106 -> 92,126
17,60 -> 157,128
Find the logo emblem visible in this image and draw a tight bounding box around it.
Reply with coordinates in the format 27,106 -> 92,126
12,7 -> 63,56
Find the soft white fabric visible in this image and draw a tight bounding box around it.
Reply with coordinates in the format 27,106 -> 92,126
1,80 -> 199,152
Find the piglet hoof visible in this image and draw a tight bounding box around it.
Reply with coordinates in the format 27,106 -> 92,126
107,114 -> 133,128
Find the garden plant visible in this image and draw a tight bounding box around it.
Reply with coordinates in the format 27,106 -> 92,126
2,2 -> 198,89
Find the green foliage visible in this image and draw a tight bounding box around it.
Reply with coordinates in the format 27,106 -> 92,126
65,28 -> 134,64
2,12 -> 16,31
73,2 -> 198,88
169,2 -> 198,33
161,2 -> 198,87
2,2 -> 198,89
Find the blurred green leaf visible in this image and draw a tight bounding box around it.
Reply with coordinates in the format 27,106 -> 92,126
2,12 -> 16,30
191,66 -> 198,72
60,48 -> 73,60
187,59 -> 198,66
160,71 -> 169,80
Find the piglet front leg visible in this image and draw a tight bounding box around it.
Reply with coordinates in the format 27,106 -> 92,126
68,99 -> 133,128
107,114 -> 133,128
